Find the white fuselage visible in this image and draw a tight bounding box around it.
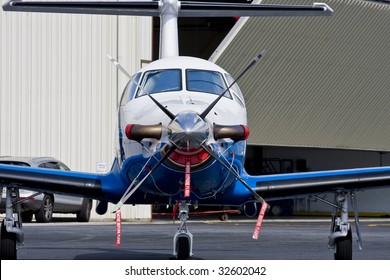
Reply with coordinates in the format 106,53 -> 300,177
117,56 -> 248,163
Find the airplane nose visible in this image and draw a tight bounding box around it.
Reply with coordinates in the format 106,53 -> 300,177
168,111 -> 210,150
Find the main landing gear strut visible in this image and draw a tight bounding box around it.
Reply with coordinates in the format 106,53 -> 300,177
172,201 -> 193,259
1,186 -> 25,260
314,191 -> 362,260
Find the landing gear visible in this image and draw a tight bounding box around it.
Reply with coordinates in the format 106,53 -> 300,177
1,187 -> 24,260
173,201 -> 193,259
1,220 -> 17,260
315,191 -> 362,260
327,192 -> 362,260
334,229 -> 352,260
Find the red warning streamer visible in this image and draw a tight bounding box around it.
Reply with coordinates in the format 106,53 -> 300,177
252,201 -> 268,240
184,159 -> 191,197
116,209 -> 122,246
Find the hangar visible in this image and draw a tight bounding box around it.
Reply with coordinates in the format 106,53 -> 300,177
1,0 -> 389,220
212,0 -> 390,214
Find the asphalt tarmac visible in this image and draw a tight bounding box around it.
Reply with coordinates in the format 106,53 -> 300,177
15,216 -> 390,260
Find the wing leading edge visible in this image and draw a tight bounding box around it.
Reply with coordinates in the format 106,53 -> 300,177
0,159 -> 128,203
244,166 -> 390,200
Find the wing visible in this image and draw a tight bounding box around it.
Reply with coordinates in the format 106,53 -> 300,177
0,159 -> 128,203
244,166 -> 390,200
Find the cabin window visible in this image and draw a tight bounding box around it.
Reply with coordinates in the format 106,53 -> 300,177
186,69 -> 231,98
137,69 -> 182,96
120,72 -> 141,105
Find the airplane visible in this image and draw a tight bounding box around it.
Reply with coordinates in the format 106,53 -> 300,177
1,0 -> 390,260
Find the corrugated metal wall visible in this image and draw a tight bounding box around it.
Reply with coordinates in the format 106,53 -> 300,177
0,10 -> 152,220
212,0 -> 390,151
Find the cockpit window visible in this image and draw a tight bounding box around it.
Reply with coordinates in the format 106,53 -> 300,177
186,69 -> 231,98
225,74 -> 245,107
137,69 -> 182,96
120,72 -> 141,106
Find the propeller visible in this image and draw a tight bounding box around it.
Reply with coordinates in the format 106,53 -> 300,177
113,145 -> 176,211
201,143 -> 266,204
199,50 -> 266,120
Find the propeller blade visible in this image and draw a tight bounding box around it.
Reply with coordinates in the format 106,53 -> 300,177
137,82 -> 176,120
201,143 -> 266,204
199,50 -> 266,120
147,94 -> 176,120
108,55 -> 132,79
113,145 -> 177,212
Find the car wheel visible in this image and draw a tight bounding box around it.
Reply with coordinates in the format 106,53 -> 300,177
271,204 -> 283,216
35,194 -> 53,223
21,211 -> 33,223
218,213 -> 229,221
76,199 -> 92,222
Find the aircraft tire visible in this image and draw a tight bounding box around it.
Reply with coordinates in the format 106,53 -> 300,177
176,236 -> 190,259
35,194 -> 54,223
77,199 -> 92,222
1,220 -> 17,260
334,229 -> 352,260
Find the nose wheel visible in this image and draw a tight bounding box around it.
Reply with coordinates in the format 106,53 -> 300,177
172,201 -> 193,259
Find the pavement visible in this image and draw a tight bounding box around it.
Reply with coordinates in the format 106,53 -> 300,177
14,216 -> 390,260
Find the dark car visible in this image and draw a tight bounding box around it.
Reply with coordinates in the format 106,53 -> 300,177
0,156 -> 92,223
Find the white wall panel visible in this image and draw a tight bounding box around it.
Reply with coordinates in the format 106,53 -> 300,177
1,9 -> 152,221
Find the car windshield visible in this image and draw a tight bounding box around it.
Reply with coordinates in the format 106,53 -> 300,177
138,69 -> 182,96
186,69 -> 230,98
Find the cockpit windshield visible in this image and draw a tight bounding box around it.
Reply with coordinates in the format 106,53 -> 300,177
137,69 -> 182,96
186,69 -> 231,98
133,68 -> 232,99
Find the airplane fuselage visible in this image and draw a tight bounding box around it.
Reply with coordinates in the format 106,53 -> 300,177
115,56 -> 249,204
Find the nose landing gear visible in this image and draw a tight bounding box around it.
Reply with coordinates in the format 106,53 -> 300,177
172,201 -> 193,259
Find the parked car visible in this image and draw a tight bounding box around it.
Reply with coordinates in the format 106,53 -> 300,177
0,156 -> 92,223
